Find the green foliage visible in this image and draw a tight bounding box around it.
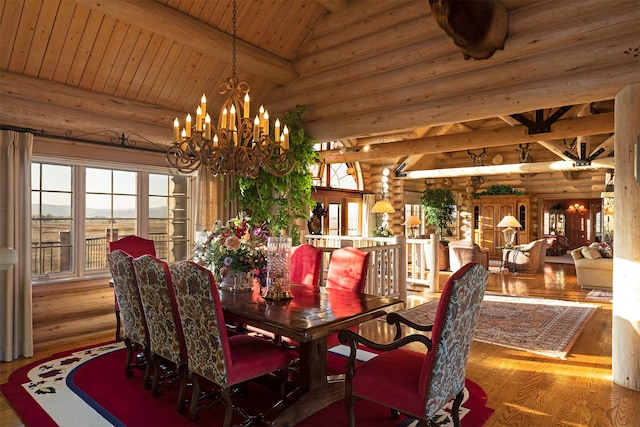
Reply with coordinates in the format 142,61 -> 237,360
230,105 -> 318,245
472,184 -> 526,198
549,203 -> 565,213
420,188 -> 456,236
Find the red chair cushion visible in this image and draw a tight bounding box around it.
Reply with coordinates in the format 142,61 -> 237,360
226,334 -> 291,385
352,348 -> 425,418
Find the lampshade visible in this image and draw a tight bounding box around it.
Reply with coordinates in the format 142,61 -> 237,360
371,200 -> 396,214
497,215 -> 522,229
0,246 -> 18,270
404,215 -> 422,226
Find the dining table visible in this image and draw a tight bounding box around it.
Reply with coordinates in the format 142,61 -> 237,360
218,283 -> 404,426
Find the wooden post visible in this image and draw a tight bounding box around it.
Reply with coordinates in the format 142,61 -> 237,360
428,233 -> 439,292
612,83 -> 640,391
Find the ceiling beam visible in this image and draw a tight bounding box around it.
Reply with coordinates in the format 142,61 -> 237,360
400,157 -> 614,180
75,0 -> 297,86
320,112 -> 614,163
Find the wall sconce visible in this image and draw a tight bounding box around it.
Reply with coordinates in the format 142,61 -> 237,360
569,203 -> 586,213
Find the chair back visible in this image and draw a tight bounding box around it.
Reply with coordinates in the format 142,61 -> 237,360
169,261 -> 232,388
133,254 -> 187,365
420,262 -> 488,415
326,247 -> 370,293
108,250 -> 148,346
290,244 -> 322,287
109,235 -> 156,258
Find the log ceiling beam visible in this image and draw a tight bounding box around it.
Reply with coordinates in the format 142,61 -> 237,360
320,112 -> 614,164
74,0 -> 297,86
400,157 -> 614,180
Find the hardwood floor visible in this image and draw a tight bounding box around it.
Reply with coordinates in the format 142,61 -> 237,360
1,262 -> 638,426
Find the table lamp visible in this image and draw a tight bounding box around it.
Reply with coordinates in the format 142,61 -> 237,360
497,215 -> 522,247
404,215 -> 422,238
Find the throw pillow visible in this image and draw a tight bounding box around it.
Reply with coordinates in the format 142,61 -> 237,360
598,242 -> 613,258
581,246 -> 602,260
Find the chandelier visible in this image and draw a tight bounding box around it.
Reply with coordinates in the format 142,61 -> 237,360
165,0 -> 295,178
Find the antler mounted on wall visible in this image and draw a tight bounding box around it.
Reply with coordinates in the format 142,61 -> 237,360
428,0 -> 509,60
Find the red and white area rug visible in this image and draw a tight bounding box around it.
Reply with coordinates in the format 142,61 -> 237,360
2,342 -> 494,427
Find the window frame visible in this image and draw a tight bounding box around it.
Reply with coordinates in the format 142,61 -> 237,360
31,155 -> 195,284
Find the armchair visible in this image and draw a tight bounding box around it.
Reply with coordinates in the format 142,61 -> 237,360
107,250 -> 151,387
502,238 -> 546,274
448,240 -> 489,271
108,236 -> 156,341
169,261 -> 290,425
338,262 -> 488,427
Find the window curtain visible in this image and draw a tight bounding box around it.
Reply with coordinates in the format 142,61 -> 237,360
0,130 -> 33,361
362,193 -> 376,237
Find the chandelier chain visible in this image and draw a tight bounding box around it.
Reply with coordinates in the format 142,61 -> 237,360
232,0 -> 237,80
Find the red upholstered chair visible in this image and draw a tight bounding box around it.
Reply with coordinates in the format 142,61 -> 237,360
169,261 -> 290,425
108,250 -> 151,387
108,236 -> 156,341
290,244 -> 322,287
326,247 -> 370,293
133,254 -> 188,412
338,262 -> 489,427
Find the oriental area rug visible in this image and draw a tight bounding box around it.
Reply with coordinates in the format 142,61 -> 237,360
1,342 -> 494,427
400,295 -> 598,359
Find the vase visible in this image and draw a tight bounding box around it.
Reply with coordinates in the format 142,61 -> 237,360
219,271 -> 252,292
262,237 -> 293,300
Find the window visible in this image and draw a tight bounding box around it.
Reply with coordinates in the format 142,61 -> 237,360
31,163 -> 73,276
31,159 -> 192,281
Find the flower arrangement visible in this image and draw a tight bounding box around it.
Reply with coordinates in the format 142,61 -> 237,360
193,212 -> 270,284
372,225 -> 394,237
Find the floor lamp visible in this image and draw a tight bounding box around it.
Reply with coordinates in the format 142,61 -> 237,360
497,215 -> 522,248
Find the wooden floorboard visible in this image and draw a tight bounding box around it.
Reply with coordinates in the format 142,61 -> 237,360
1,262 -> 638,426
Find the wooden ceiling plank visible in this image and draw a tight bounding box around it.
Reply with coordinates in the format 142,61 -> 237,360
74,0 -> 297,85
0,0 -> 23,70
7,0 -> 40,74
59,6 -> 98,86
137,37 -> 178,105
89,19 -> 129,93
112,28 -> 153,99
314,0 -> 349,15
100,23 -> 138,95
34,0 -> 75,80
78,13 -> 118,90
142,41 -> 184,106
124,32 -> 168,101
24,0 -> 60,76
320,113 -> 614,163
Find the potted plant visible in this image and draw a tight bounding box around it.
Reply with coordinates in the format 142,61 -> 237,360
230,105 -> 317,245
420,188 -> 456,270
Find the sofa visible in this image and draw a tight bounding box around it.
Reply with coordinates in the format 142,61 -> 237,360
502,238 -> 547,274
570,245 -> 613,289
448,240 -> 489,272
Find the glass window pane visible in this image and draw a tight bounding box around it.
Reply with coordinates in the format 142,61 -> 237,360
42,164 -> 71,191
31,164 -> 40,190
149,196 -> 168,218
42,192 -> 71,217
113,195 -> 136,217
86,168 -> 112,193
86,194 -> 111,218
113,170 -> 137,194
149,174 -> 168,196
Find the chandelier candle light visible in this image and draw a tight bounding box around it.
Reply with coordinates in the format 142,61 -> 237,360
165,0 -> 294,178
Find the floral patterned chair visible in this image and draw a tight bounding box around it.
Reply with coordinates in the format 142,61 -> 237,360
108,236 -> 156,341
169,261 -> 290,425
338,262 -> 489,427
108,250 -> 152,387
290,244 -> 323,287
132,254 -> 188,412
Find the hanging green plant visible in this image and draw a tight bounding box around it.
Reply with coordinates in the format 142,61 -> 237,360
549,203 -> 565,213
420,188 -> 456,239
472,184 -> 526,198
230,105 -> 318,244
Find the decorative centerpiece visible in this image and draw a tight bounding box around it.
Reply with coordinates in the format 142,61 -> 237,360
193,212 -> 269,292
262,236 -> 293,300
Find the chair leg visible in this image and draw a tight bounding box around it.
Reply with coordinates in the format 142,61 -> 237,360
115,308 -> 122,342
221,387 -> 233,427
143,347 -> 153,389
123,338 -> 135,377
177,363 -> 189,413
189,374 -> 201,421
345,383 -> 355,427
451,390 -> 464,427
151,354 -> 162,397
279,368 -> 288,398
